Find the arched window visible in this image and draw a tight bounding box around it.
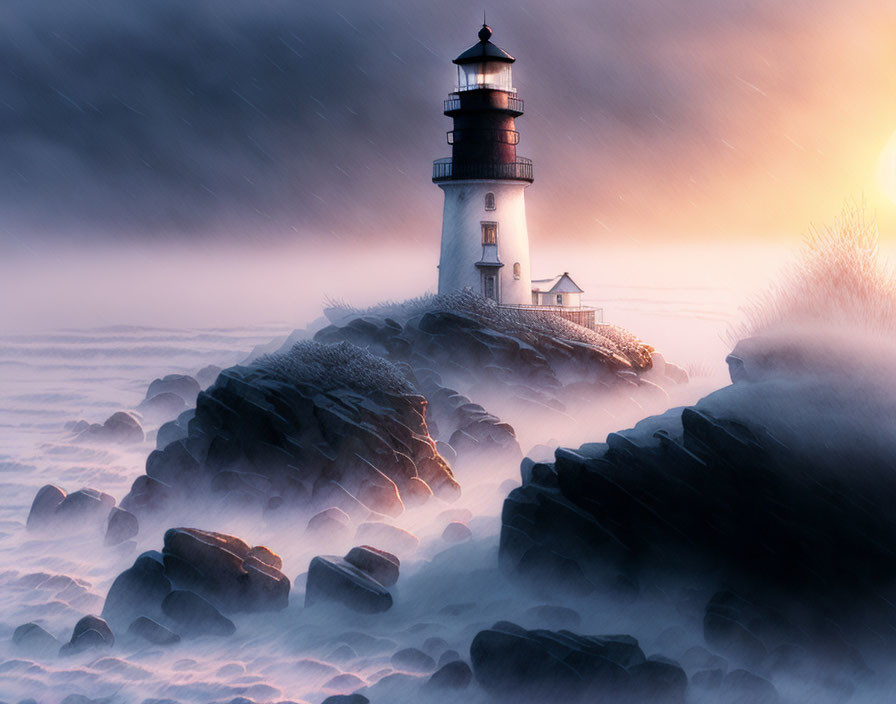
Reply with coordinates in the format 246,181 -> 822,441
513,262 -> 521,279
484,192 -> 496,211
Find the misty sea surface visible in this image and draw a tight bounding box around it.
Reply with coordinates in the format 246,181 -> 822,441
0,278 -> 743,703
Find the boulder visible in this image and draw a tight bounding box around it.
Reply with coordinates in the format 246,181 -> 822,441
146,374 -> 201,405
344,546 -> 400,587
127,616 -> 180,645
320,696 -> 369,704
73,411 -> 144,444
60,615 -> 114,655
354,522 -> 419,556
304,556 -> 393,614
470,622 -> 652,702
138,392 -> 187,423
442,521 -> 472,543
425,660 -> 472,690
105,507 -> 139,546
102,553 -> 172,630
391,647 -> 436,673
26,484 -> 66,530
306,507 -> 353,541
12,623 -> 59,655
721,669 -> 779,703
161,527 -> 289,612
161,590 -> 236,637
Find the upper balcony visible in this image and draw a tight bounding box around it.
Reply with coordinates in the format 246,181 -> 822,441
444,92 -> 524,116
432,157 -> 533,183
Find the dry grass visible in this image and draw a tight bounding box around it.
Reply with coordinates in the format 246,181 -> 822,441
326,289 -> 653,370
257,340 -> 414,396
729,203 -> 896,343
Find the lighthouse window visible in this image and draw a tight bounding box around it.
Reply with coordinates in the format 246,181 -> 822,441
481,222 -> 497,245
513,262 -> 521,279
556,294 -> 564,305
484,192 -> 496,211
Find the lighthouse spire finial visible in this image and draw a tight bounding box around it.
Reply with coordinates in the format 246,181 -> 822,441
478,14 -> 492,42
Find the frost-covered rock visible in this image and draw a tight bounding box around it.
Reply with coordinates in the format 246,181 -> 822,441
122,342 -> 459,522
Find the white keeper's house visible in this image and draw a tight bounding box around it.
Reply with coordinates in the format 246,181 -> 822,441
433,23 -> 602,329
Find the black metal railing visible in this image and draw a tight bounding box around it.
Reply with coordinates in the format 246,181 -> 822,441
443,94 -> 524,114
432,157 -> 533,182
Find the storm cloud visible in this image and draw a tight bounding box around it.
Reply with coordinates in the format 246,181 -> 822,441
0,0 -> 891,247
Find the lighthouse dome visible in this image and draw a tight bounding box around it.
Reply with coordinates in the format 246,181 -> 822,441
453,24 -> 515,93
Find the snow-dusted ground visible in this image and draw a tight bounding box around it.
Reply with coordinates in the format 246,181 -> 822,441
0,274 -> 740,703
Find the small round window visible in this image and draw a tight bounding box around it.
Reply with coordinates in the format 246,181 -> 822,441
484,192 -> 496,211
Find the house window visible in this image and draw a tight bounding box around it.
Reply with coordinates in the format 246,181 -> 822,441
481,222 -> 497,245
556,294 -> 563,305
484,275 -> 497,301
484,192 -> 496,210
513,262 -> 521,279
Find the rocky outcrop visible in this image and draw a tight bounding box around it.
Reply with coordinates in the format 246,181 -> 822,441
470,622 -> 684,703
27,485 -> 115,532
305,545 -> 400,613
121,342 -> 459,523
102,552 -> 172,630
501,367 -> 896,659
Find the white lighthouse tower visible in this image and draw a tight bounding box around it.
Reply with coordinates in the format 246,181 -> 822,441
433,24 -> 534,305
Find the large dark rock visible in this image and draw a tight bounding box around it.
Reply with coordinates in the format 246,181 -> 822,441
499,371 -> 896,659
121,342 -> 460,522
470,622 -> 656,702
305,556 -> 393,614
161,527 -> 289,613
161,590 -> 235,637
102,553 -> 172,630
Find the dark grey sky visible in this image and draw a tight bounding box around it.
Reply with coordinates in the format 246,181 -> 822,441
1,0 -> 892,247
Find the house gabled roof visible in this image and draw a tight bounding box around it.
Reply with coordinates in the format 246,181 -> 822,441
531,272 -> 584,294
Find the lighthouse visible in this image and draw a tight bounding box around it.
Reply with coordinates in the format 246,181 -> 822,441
433,24 -> 534,305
